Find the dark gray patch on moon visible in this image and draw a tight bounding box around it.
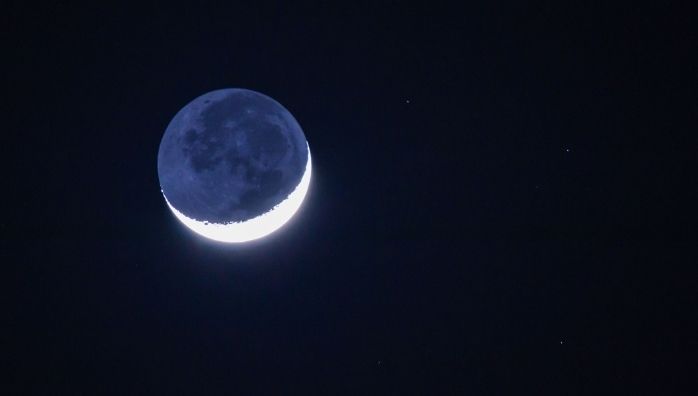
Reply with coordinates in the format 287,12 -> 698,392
157,89 -> 308,223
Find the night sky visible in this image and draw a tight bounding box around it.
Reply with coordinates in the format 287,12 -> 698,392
4,2 -> 696,394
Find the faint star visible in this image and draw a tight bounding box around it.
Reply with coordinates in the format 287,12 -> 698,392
405,99 -> 410,104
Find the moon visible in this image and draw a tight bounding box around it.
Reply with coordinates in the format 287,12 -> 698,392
157,88 -> 311,243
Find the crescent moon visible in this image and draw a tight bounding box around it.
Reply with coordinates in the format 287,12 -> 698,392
163,144 -> 311,243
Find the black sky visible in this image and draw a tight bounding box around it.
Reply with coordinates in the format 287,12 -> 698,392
3,2 -> 696,394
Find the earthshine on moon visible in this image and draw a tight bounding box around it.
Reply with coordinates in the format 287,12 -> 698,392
157,88 -> 311,243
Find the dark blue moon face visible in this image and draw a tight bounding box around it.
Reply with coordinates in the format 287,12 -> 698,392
157,89 -> 308,223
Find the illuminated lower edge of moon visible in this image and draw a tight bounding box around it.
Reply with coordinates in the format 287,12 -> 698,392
163,146 -> 312,243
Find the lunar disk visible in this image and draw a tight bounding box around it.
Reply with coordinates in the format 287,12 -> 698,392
157,88 -> 311,243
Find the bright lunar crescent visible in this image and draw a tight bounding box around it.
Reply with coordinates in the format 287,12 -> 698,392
157,88 -> 311,243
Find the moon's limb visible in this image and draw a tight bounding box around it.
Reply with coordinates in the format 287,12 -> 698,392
163,145 -> 311,243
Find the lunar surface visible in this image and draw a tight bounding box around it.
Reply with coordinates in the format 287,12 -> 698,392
157,88 -> 311,243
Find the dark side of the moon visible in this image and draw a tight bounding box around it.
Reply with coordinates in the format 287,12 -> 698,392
157,89 -> 308,224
